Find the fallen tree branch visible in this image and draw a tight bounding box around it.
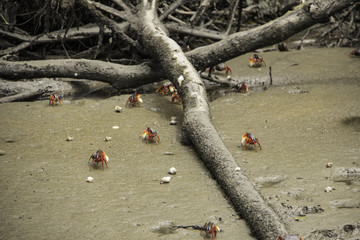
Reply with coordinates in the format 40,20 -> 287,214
0,59 -> 163,89
139,1 -> 287,239
187,0 -> 359,70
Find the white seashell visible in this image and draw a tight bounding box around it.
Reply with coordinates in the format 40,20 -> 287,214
104,136 -> 112,141
160,176 -> 171,184
74,73 -> 78,77
115,106 -> 122,112
177,75 -> 184,86
324,186 -> 332,193
235,167 -> 241,171
66,136 -> 74,141
169,116 -> 177,125
112,126 -> 119,129
86,176 -> 94,183
168,167 -> 177,175
326,162 -> 333,168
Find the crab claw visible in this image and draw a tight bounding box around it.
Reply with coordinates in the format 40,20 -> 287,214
138,97 -> 143,103
169,85 -> 175,92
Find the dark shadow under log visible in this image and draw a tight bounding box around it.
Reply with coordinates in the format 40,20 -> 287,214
139,1 -> 286,239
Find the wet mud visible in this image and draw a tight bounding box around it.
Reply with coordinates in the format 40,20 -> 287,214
0,47 -> 360,239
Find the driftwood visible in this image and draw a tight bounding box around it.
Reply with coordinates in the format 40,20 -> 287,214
139,1 -> 286,239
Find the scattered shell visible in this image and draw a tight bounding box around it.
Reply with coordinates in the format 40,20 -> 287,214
168,167 -> 177,175
235,167 -> 241,171
86,176 -> 94,183
150,107 -> 160,112
112,126 -> 119,129
172,55 -> 177,60
66,136 -> 74,141
160,176 -> 171,184
104,136 -> 112,141
115,106 -> 122,113
324,186 -> 333,193
326,162 -> 333,168
169,116 -> 177,125
177,75 -> 184,86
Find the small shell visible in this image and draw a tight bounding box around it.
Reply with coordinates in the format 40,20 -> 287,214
235,167 -> 241,171
112,126 -> 119,129
177,75 -> 184,86
115,106 -> 122,112
324,186 -> 333,193
104,136 -> 112,141
66,136 -> 74,141
86,176 -> 94,183
326,162 -> 333,168
170,117 -> 177,125
168,167 -> 177,175
160,176 -> 171,184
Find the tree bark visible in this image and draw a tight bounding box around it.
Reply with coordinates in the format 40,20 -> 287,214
138,1 -> 286,239
187,0 -> 359,70
0,59 -> 163,90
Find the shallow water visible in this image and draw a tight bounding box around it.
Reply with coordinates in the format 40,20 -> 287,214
0,47 -> 359,239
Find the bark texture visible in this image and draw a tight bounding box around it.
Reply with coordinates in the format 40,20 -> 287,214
0,59 -> 162,90
138,1 -> 286,239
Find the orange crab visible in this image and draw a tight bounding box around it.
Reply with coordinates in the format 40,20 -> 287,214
125,93 -> 143,108
142,127 -> 160,144
249,54 -> 266,67
241,132 -> 262,152
171,91 -> 182,104
49,94 -> 63,106
208,62 -> 232,77
88,150 -> 109,170
227,82 -> 248,94
200,222 -> 220,240
156,82 -> 175,95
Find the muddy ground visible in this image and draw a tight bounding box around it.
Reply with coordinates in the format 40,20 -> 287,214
0,47 -> 359,239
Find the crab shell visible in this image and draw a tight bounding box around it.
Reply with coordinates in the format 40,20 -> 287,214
241,135 -> 247,145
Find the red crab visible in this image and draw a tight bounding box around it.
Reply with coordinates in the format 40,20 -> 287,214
278,234 -> 302,240
241,132 -> 262,152
208,62 -> 232,77
348,48 -> 360,57
227,82 -> 248,94
249,54 -> 266,67
142,127 -> 160,144
172,91 -> 182,104
49,94 -> 63,106
88,150 -> 108,170
125,93 -> 143,108
156,82 -> 175,95
200,222 -> 220,240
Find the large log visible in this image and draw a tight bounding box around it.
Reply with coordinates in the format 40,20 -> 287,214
138,1 -> 287,239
